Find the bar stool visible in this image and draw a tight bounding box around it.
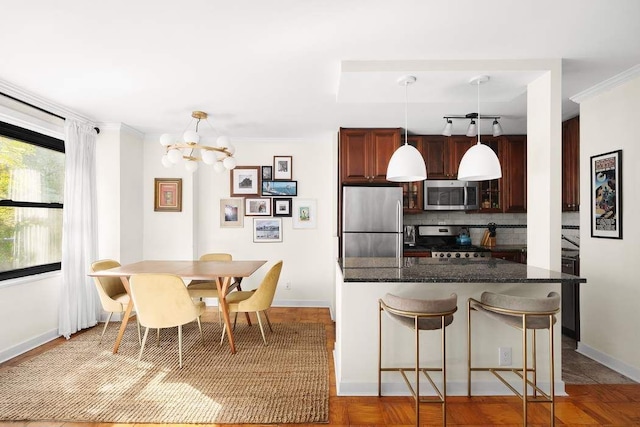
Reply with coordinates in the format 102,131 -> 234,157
467,291 -> 560,426
378,293 -> 458,426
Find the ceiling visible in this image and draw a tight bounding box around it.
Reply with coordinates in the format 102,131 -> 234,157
2,0 -> 639,140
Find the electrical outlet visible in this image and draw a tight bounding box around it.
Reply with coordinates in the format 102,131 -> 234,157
499,347 -> 512,366
285,282 -> 291,290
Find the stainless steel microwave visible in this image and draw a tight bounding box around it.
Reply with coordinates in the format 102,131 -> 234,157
423,180 -> 479,210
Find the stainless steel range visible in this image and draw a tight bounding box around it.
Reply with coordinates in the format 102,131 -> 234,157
415,225 -> 490,259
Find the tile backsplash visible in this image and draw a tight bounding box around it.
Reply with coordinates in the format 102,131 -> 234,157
404,211 -> 580,247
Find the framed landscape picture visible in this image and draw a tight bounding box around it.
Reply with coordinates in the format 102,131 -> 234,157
154,178 -> 182,212
273,155 -> 292,180
230,166 -> 260,197
261,180 -> 297,196
293,199 -> 317,229
220,198 -> 243,227
273,198 -> 292,217
253,218 -> 282,242
245,197 -> 272,216
591,149 -> 622,239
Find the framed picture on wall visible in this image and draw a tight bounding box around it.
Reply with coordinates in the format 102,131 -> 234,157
293,199 -> 317,229
262,165 -> 273,180
230,166 -> 260,197
261,180 -> 297,196
245,197 -> 272,216
154,178 -> 182,212
273,198 -> 292,217
220,198 -> 244,227
590,149 -> 622,239
253,218 -> 282,242
273,156 -> 292,180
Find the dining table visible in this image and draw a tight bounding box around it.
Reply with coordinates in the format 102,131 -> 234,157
88,259 -> 267,354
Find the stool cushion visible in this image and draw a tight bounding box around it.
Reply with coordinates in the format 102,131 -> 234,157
472,291 -> 560,330
382,293 -> 457,330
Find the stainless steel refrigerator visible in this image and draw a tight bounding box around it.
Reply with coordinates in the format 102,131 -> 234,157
342,186 -> 403,257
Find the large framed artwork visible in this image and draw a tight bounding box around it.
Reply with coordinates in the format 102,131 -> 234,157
154,178 -> 182,212
220,198 -> 244,227
591,149 -> 622,239
230,166 -> 260,197
253,218 -> 282,243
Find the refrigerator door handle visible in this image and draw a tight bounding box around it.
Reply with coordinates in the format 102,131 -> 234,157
396,200 -> 402,258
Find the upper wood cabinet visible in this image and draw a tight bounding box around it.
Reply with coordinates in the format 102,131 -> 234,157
502,135 -> 527,213
562,116 -> 580,212
339,128 -> 401,184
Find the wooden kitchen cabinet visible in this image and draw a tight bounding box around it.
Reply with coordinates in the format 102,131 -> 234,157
491,251 -> 523,263
447,136 -> 475,179
562,116 -> 580,212
339,128 -> 401,184
402,135 -> 424,213
476,136 -> 502,213
422,135 -> 451,178
502,135 -> 527,213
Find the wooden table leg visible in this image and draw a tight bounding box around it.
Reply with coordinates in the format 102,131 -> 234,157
112,276 -> 132,354
217,276 -> 236,354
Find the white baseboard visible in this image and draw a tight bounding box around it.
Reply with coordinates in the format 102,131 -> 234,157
577,341 -> 640,382
0,328 -> 60,364
203,298 -> 335,320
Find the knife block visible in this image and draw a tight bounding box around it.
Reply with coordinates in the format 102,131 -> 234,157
481,230 -> 496,247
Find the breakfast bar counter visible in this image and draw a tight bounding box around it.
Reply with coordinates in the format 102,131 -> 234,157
334,257 -> 586,397
339,256 -> 586,284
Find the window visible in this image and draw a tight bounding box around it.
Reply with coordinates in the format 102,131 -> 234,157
0,121 -> 65,281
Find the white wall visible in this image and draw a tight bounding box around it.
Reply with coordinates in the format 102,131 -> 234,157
142,133 -> 338,310
578,74 -> 640,381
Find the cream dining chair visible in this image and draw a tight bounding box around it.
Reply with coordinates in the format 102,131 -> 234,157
90,259 -> 141,345
187,253 -> 246,325
220,260 -> 283,346
130,273 -> 205,368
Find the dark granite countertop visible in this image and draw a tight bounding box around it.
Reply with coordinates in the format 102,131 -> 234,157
338,257 -> 587,284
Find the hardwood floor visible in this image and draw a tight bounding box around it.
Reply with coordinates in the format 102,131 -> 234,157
2,306 -> 640,426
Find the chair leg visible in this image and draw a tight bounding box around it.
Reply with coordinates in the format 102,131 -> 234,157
414,316 -> 420,427
157,328 -> 160,346
549,314 -> 556,426
138,327 -> 150,364
99,312 -> 113,344
377,301 -> 382,397
442,315 -> 447,426
178,324 -> 183,368
467,299 -> 472,397
196,316 -> 204,346
135,316 -> 142,346
263,309 -> 273,332
220,322 -> 227,346
255,311 -> 268,346
522,315 -> 528,427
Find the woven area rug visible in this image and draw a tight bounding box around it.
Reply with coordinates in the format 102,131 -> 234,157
0,320 -> 329,424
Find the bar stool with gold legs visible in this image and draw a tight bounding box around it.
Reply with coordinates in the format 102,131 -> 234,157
378,293 -> 458,427
467,291 -> 561,426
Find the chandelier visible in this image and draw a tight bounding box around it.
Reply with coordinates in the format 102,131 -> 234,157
160,111 -> 237,173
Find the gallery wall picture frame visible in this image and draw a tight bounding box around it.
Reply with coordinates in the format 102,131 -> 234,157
273,155 -> 292,180
154,178 -> 182,212
293,199 -> 317,229
245,197 -> 272,216
253,218 -> 282,243
230,166 -> 260,197
262,165 -> 273,181
220,198 -> 244,227
273,197 -> 292,217
590,149 -> 622,239
261,180 -> 297,196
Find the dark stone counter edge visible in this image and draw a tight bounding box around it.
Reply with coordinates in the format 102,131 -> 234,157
342,277 -> 587,284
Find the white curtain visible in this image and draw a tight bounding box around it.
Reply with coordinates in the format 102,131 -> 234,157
58,120 -> 100,339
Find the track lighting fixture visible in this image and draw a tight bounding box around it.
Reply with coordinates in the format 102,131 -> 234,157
441,113 -> 503,138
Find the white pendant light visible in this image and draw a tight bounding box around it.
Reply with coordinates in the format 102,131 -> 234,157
458,75 -> 502,181
386,75 -> 427,182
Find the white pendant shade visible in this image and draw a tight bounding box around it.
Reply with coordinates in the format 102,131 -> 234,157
386,144 -> 427,182
457,142 -> 502,181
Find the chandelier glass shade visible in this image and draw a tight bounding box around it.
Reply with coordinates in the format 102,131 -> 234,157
160,111 -> 237,173
457,75 -> 502,181
386,75 -> 427,182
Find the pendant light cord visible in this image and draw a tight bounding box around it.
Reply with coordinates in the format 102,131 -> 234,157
477,80 -> 481,145
404,81 -> 408,145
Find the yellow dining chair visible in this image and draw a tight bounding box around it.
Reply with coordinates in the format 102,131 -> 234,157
187,253 -> 244,325
220,260 -> 283,346
90,259 -> 141,345
130,273 -> 205,368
